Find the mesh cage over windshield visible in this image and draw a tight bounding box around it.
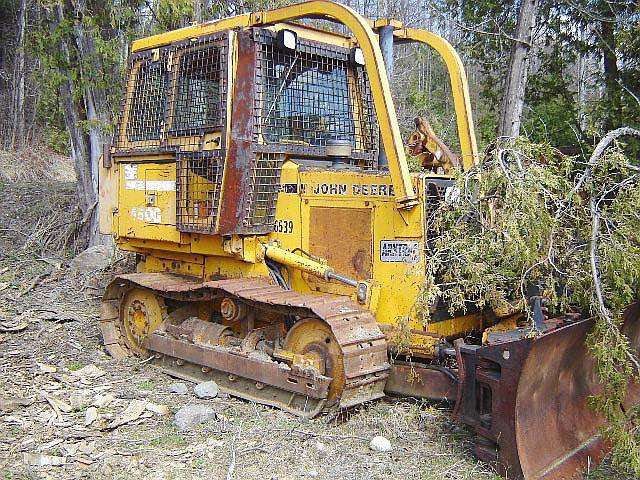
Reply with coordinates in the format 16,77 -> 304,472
115,51 -> 170,150
170,41 -> 226,136
253,30 -> 378,166
114,34 -> 227,154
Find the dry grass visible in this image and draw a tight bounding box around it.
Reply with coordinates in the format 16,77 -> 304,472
0,147 -> 75,182
0,179 -> 81,259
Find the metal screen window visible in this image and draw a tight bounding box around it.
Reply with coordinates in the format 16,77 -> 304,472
244,152 -> 285,228
176,150 -> 225,233
254,30 -> 378,165
117,55 -> 169,149
171,43 -> 225,134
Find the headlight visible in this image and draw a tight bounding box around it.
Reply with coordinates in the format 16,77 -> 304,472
351,47 -> 365,66
277,29 -> 297,50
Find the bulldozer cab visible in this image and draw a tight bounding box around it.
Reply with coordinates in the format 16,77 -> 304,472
101,3 -> 478,238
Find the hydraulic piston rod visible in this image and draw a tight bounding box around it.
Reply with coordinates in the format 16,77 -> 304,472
262,243 -> 358,287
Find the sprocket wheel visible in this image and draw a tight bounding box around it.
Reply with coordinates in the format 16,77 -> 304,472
120,288 -> 166,355
283,318 -> 345,403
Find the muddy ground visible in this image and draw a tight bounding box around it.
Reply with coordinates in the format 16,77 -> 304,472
0,178 -> 627,480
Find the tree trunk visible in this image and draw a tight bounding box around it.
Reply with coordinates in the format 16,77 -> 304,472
11,0 -> 27,149
194,0 -> 203,22
497,0 -> 540,139
56,2 -> 108,247
600,16 -> 621,131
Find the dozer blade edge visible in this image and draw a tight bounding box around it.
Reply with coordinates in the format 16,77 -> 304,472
454,302 -> 640,479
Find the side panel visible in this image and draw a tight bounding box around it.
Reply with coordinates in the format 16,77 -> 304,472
99,161 -> 119,235
117,162 -> 181,243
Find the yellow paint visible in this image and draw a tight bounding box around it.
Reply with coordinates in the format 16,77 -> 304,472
98,161 -> 119,235
264,243 -> 332,279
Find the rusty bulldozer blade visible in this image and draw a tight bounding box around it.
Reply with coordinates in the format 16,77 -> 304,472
455,303 -> 640,479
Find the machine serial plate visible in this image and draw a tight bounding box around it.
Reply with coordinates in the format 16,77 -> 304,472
380,240 -> 421,263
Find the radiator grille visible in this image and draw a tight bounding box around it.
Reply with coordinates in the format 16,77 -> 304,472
424,179 -> 452,240
176,150 -> 225,233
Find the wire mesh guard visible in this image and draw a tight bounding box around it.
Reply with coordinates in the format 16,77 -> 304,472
120,57 -> 168,148
244,152 -> 285,228
170,43 -> 225,136
254,31 -> 378,165
176,150 -> 224,233
116,36 -> 227,234
424,178 -> 453,240
116,36 -> 227,152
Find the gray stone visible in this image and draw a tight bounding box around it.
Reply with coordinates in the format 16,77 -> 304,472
315,441 -> 328,456
69,245 -> 114,273
194,381 -> 219,399
174,404 -> 217,431
369,436 -> 392,453
168,382 -> 188,395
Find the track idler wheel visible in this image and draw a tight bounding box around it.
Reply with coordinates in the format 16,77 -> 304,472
121,288 -> 167,355
100,284 -> 167,358
283,318 -> 345,404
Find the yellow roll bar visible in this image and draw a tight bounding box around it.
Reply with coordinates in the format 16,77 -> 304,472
393,27 -> 479,170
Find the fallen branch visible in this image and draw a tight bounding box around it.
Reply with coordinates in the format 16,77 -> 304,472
589,195 -> 640,374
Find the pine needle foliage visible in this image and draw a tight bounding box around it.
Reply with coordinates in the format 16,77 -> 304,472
421,134 -> 640,475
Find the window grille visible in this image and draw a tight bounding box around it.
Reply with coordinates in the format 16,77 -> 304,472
176,150 -> 225,233
171,42 -> 226,135
244,151 -> 285,228
115,35 -> 227,154
116,53 -> 170,150
254,30 -> 378,166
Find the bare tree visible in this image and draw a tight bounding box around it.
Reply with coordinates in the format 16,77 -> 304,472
11,0 -> 27,149
55,1 -> 112,246
498,0 -> 540,139
194,0 -> 203,22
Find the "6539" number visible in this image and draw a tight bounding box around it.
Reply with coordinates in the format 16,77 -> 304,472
274,219 -> 294,234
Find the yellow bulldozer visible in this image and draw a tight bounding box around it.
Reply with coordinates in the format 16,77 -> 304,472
98,2 -> 640,478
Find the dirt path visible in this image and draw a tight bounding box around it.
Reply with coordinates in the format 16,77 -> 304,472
0,180 -> 622,480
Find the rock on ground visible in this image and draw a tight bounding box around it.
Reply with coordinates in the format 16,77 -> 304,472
168,382 -> 188,394
369,436 -> 392,453
69,245 -> 114,272
174,404 -> 217,431
194,380 -> 219,399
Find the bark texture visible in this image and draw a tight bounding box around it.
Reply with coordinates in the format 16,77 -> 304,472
498,0 -> 540,139
10,0 -> 26,149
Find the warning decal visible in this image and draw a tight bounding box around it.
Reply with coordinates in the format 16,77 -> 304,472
380,240 -> 421,264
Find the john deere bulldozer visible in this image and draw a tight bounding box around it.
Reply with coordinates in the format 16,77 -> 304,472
98,2 -> 640,478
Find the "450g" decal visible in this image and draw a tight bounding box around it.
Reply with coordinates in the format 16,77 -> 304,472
274,219 -> 294,234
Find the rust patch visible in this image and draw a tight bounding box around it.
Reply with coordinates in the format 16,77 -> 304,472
309,207 -> 372,280
101,272 -> 389,415
218,30 -> 257,234
453,307 -> 640,479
